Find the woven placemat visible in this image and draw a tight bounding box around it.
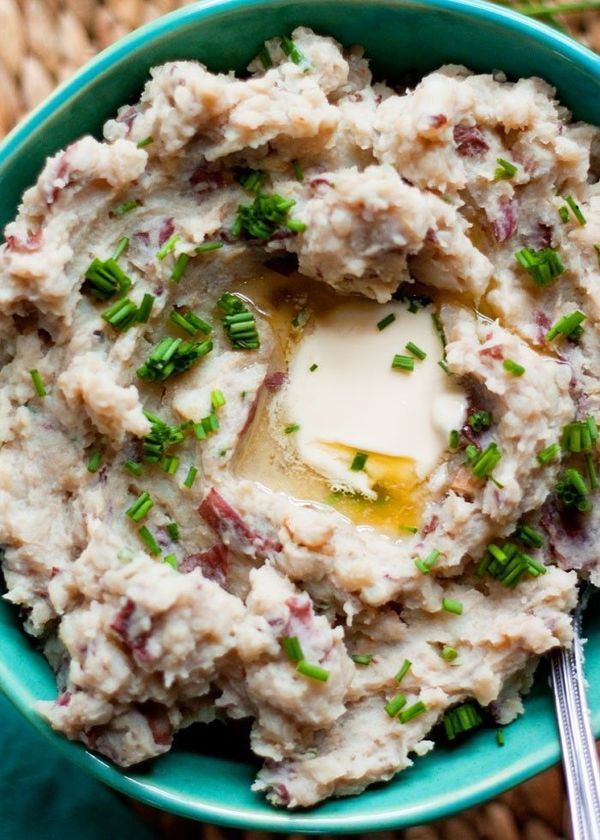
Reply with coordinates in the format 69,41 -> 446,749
1,1 -> 599,837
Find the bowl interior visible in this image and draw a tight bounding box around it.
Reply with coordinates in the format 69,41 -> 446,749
1,0 -> 600,831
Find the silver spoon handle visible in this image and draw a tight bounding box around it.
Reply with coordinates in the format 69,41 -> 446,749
551,599 -> 600,840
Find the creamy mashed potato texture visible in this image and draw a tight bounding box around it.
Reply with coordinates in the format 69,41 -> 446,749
2,27 -> 600,807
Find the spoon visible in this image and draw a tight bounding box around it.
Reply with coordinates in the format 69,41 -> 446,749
550,584 -> 600,839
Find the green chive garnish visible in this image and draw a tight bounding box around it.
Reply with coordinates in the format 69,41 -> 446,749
377,313 -> 396,331
559,205 -> 570,223
282,636 -> 304,662
161,455 -> 180,475
443,703 -> 482,740
126,491 -> 154,523
124,460 -> 143,476
138,525 -> 160,555
514,246 -> 565,287
280,36 -> 311,70
211,389 -> 226,410
30,369 -> 46,397
232,192 -> 304,241
296,660 -> 329,681
292,159 -> 304,181
156,233 -> 180,261
87,451 -> 102,473
82,257 -> 132,301
183,465 -> 198,488
515,524 -> 544,548
546,310 -> 586,342
137,337 -> 213,382
471,442 -> 502,479
195,241 -> 224,253
399,701 -> 427,724
102,297 -> 139,331
391,354 -> 414,372
352,654 -> 374,666
165,522 -> 180,541
537,443 -> 560,465
442,598 -> 464,615
217,293 -> 260,350
384,693 -> 407,718
565,195 -> 586,225
163,554 -> 178,570
494,158 -> 518,180
469,410 -> 492,432
137,294 -> 155,323
503,359 -> 525,376
400,524 -> 418,534
405,342 -> 427,360
170,253 -> 190,283
112,236 -> 129,261
285,424 -> 300,434
496,728 -> 505,747
136,136 -> 154,148
309,363 -> 318,372
441,645 -> 458,662
394,659 -> 412,683
258,46 -> 272,69
113,199 -> 139,215
351,452 -> 368,471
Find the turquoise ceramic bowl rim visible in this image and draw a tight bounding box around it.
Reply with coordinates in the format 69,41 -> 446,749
1,0 -> 599,831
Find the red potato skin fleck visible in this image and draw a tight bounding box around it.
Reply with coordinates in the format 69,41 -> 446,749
110,599 -> 151,662
421,515 -> 439,536
264,371 -> 288,392
429,114 -> 448,128
4,230 -> 43,252
189,165 -> 225,192
56,691 -> 71,707
480,344 -> 504,360
158,217 -> 175,246
199,488 -> 282,556
179,543 -> 229,585
490,199 -> 518,244
141,703 -> 173,746
453,124 -> 490,156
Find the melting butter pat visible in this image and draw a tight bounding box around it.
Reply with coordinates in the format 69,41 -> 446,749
284,300 -> 467,497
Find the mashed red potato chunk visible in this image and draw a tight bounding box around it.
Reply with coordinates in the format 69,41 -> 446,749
3,26 -> 600,807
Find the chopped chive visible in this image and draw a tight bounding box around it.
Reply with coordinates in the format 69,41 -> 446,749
559,205 -> 570,223
469,410 -> 492,432
112,236 -> 129,261
280,36 -> 311,70
29,369 -> 46,397
309,363 -> 318,372
405,341 -> 427,360
384,693 -> 407,718
352,654 -> 374,666
169,309 -> 212,337
595,244 -> 600,266
414,558 -> 430,574
258,46 -> 272,69
515,524 -> 544,548
113,199 -> 139,215
400,524 -> 418,534
161,455 -> 180,475
137,293 -> 155,323
163,554 -> 178,570
124,459 -> 143,476
438,359 -> 450,375
170,253 -> 190,283
196,241 -> 224,253
394,659 -> 412,683
282,636 -> 304,662
136,136 -> 154,148
165,522 -> 180,541
292,159 -> 304,182
137,337 -> 213,382
285,423 -> 300,434
585,453 -> 599,490
233,192 -> 303,241
183,465 -> 198,488
296,660 -> 329,681
194,422 -> 207,440
431,312 -> 447,348
546,310 -> 586,342
102,297 -> 139,331
496,727 -> 505,747
87,451 -> 102,473
138,525 -> 161,556
503,359 -> 525,376
494,157 -> 518,180
217,293 -> 260,350
449,430 -> 460,450
82,257 -> 132,301
514,246 -> 565,287
391,354 -> 414,372
565,195 -> 586,226
398,701 -> 427,724
351,452 -> 368,472
471,442 -> 502,479
126,491 -> 154,523
292,308 -> 309,328
156,233 -> 181,261
537,442 -> 560,465
201,412 -> 219,435
211,389 -> 226,409
377,313 -> 396,331
424,549 -> 441,568
441,645 -> 458,662
442,598 -> 464,615
443,703 -> 482,740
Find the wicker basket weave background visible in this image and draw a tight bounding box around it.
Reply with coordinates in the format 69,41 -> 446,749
1,1 -> 598,837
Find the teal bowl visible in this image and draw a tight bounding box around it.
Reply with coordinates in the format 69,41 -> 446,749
1,0 -> 600,831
